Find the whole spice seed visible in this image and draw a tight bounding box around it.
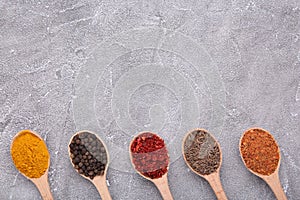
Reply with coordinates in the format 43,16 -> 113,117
240,128 -> 279,175
11,130 -> 50,178
183,130 -> 221,175
130,132 -> 169,179
69,132 -> 108,179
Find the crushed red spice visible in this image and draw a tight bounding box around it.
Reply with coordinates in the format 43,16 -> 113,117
130,132 -> 169,179
240,128 -> 280,175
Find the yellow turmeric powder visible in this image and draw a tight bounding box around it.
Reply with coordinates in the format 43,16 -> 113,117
11,130 -> 50,178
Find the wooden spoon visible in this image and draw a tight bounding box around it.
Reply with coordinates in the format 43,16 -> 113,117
239,128 -> 287,200
11,130 -> 53,200
68,130 -> 112,200
129,131 -> 173,200
182,128 -> 227,200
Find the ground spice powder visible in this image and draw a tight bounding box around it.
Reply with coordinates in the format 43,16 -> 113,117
130,132 -> 169,179
240,128 -> 280,175
183,130 -> 221,175
11,130 -> 50,178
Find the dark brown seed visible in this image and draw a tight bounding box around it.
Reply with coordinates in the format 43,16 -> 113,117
88,171 -> 94,176
184,130 -> 221,175
74,157 -> 80,164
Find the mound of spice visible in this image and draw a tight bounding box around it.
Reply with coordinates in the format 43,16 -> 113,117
130,132 -> 169,179
11,130 -> 50,178
69,132 -> 108,180
183,130 -> 221,175
240,128 -> 280,175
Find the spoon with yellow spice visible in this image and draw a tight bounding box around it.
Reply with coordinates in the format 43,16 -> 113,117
11,130 -> 53,200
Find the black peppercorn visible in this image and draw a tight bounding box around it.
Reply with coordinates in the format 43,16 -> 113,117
69,131 -> 109,179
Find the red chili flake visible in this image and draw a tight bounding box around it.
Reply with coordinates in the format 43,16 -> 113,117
130,132 -> 169,179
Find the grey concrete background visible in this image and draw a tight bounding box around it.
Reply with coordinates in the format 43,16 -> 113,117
0,0 -> 300,199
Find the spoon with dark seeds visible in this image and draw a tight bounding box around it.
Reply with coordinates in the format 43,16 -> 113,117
68,130 -> 112,200
182,128 -> 227,200
240,128 -> 287,200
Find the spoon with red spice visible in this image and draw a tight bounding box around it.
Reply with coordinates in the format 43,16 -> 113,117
182,128 -> 227,200
240,128 -> 287,200
129,132 -> 173,200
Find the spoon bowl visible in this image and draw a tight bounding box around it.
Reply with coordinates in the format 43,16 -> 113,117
182,128 -> 227,200
68,130 -> 111,200
129,131 -> 173,200
11,130 -> 53,200
239,127 -> 287,200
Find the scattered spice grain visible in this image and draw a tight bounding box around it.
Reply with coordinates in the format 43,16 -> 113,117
183,129 -> 221,175
69,131 -> 108,179
130,132 -> 169,179
240,128 -> 279,175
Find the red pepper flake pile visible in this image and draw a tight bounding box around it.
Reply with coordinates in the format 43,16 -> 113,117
130,132 -> 169,179
240,128 -> 280,175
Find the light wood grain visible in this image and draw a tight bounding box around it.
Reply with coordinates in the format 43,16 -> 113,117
262,172 -> 287,200
152,174 -> 173,200
92,176 -> 112,200
31,171 -> 53,200
205,172 -> 227,200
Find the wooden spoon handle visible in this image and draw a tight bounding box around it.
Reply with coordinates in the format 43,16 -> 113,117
93,176 -> 112,200
206,173 -> 228,200
263,173 -> 287,200
31,174 -> 53,200
152,175 -> 173,200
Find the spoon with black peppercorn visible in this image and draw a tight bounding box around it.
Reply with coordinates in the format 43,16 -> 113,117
182,128 -> 227,200
240,128 -> 287,200
68,130 -> 112,200
129,132 -> 173,200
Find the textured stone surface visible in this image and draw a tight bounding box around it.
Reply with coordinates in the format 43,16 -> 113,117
1,0 -> 300,199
